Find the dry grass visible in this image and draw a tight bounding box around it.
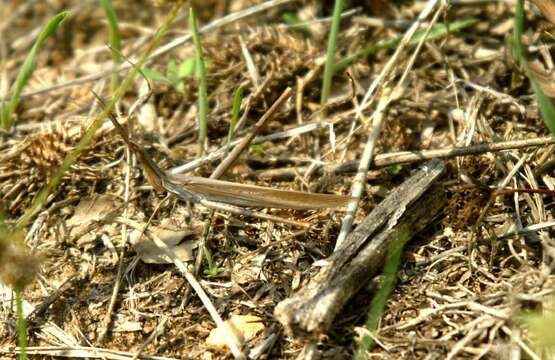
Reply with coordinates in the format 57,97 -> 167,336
1,0 -> 555,359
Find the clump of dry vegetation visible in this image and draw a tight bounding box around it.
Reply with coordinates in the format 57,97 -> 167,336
1,0 -> 555,359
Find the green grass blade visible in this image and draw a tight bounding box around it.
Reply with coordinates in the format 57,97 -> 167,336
227,86 -> 244,152
16,286 -> 28,360
1,11 -> 70,129
513,0 -> 555,135
99,0 -> 122,91
334,18 -> 478,73
320,0 -> 344,111
531,79 -> 555,135
513,0 -> 525,61
354,229 -> 410,359
189,8 -> 209,156
1,99 -> 9,128
15,2 -> 186,230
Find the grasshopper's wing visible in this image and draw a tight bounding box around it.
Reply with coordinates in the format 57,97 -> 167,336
169,175 -> 349,209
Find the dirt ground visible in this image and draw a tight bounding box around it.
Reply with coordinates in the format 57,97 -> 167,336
1,0 -> 555,359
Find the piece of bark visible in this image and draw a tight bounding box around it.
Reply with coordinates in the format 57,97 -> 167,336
274,160 -> 447,339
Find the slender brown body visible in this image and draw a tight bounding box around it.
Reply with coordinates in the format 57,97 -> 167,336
169,174 -> 349,209
101,99 -> 349,210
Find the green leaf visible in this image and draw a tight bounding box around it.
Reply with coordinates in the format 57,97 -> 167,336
99,0 -> 121,92
141,68 -> 171,83
227,86 -> 244,151
174,81 -> 184,92
99,0 -> 121,64
387,164 -> 403,176
166,58 -> 179,83
251,143 -> 266,155
203,267 -> 225,277
282,11 -> 310,33
178,57 -> 196,78
1,100 -> 9,128
531,78 -> 555,134
355,229 -> 410,357
282,12 -> 300,25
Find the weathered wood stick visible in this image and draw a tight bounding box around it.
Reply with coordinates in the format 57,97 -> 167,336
274,160 -> 447,338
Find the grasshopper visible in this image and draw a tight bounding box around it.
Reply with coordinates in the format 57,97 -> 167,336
105,107 -> 349,210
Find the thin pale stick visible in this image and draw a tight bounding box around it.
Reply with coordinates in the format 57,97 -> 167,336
253,136 -> 555,180
373,136 -> 555,167
115,217 -> 246,360
1,346 -> 178,360
97,109 -> 135,344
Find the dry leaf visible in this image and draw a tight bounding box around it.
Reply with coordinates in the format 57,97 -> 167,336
530,0 -> 555,26
67,195 -> 122,244
231,253 -> 266,285
113,318 -> 143,332
67,195 -> 121,227
529,60 -> 555,97
206,314 -> 265,349
130,219 -> 198,264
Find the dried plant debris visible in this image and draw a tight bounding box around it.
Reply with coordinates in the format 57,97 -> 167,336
444,185 -> 490,231
444,157 -> 496,231
206,314 -> 265,350
2,1 -> 555,359
154,27 -> 319,140
130,218 -> 199,264
0,127 -> 118,215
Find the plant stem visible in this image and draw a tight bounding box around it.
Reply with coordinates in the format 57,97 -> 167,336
320,0 -> 343,113
190,8 -> 209,156
355,229 -> 409,358
99,0 -> 122,92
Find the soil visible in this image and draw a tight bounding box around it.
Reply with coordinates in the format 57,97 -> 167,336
1,0 -> 555,359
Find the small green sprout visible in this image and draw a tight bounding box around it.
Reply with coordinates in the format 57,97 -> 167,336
1,11 -> 70,129
142,57 -> 200,92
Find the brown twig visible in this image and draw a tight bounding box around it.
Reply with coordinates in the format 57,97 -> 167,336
252,136 -> 555,181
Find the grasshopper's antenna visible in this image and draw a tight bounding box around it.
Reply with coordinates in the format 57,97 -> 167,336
91,90 -> 167,192
105,43 -> 153,107
91,91 -> 131,144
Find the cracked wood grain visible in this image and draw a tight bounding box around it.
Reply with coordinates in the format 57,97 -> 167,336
274,159 -> 447,339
